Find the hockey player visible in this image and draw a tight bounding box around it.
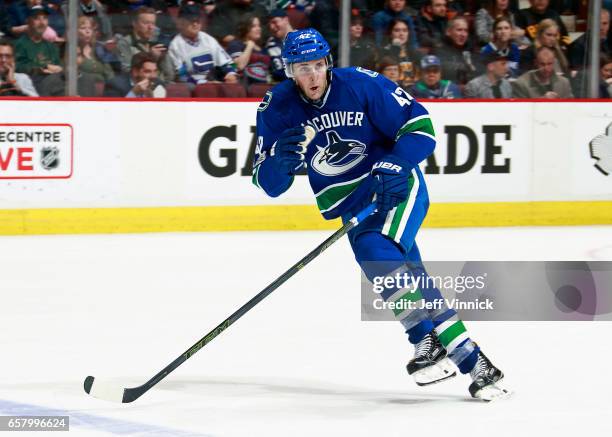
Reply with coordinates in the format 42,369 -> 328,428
252,28 -> 510,401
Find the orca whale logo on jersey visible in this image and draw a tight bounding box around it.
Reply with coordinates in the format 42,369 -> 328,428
310,130 -> 367,176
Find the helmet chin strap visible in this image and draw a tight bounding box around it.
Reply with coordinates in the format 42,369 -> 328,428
295,70 -> 332,107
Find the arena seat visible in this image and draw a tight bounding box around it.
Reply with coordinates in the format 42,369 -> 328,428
165,82 -> 191,98
247,83 -> 273,98
193,83 -> 223,98
220,83 -> 247,98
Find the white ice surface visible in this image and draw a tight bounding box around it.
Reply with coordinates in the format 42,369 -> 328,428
1,226 -> 611,436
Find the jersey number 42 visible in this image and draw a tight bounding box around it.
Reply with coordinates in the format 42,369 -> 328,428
391,86 -> 414,107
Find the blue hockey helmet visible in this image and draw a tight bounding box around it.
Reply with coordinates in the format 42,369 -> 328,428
282,28 -> 333,78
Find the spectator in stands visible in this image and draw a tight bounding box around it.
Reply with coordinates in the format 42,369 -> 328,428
8,0 -> 63,40
512,46 -> 573,98
208,0 -> 267,46
515,0 -> 569,46
410,54 -> 462,98
104,51 -> 166,97
414,0 -> 448,51
380,18 -> 421,89
464,52 -> 513,98
572,53 -> 612,98
350,14 -> 377,70
76,16 -> 114,84
521,19 -> 569,75
598,54 -> 612,98
569,9 -> 611,70
434,16 -> 478,86
168,4 -> 238,87
227,14 -> 270,84
61,0 -> 113,41
474,0 -> 527,46
115,7 -> 174,81
377,55 -> 401,84
14,5 -> 65,95
265,8 -> 293,83
370,0 -> 417,48
481,17 -> 521,77
0,39 -> 38,96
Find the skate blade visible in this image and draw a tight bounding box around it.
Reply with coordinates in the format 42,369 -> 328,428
414,358 -> 457,386
473,381 -> 513,402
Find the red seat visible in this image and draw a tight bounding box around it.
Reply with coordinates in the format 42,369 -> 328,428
94,81 -> 105,97
220,83 -> 247,98
247,83 -> 273,98
193,83 -> 222,98
165,82 -> 191,98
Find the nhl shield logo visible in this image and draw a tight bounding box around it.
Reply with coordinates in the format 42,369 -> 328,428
40,146 -> 60,170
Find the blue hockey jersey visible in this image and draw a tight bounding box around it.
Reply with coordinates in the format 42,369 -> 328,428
253,67 -> 436,220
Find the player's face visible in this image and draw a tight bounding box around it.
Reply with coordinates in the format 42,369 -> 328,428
293,58 -> 328,101
494,20 -> 512,42
601,62 -> 612,81
423,67 -> 441,87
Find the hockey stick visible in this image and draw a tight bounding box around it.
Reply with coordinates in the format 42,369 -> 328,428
83,203 -> 376,403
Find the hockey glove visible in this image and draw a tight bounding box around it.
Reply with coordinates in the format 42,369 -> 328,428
371,155 -> 412,214
270,126 -> 307,175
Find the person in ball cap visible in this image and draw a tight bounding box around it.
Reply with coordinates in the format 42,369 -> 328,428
409,54 -> 462,98
464,51 -> 512,98
168,3 -> 238,86
265,8 -> 293,82
14,4 -> 64,95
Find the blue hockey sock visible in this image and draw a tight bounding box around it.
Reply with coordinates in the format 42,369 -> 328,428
456,341 -> 480,374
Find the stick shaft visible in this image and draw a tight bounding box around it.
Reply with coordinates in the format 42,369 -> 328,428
122,203 -> 376,402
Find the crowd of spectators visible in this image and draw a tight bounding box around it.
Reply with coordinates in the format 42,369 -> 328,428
0,0 -> 610,98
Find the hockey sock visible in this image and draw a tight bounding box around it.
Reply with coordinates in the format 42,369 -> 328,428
434,316 -> 480,373
354,232 -> 434,344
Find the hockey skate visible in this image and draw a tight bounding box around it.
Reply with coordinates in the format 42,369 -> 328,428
406,331 -> 456,386
469,350 -> 512,401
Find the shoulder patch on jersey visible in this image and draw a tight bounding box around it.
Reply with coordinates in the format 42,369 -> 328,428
356,67 -> 378,77
257,90 -> 273,112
